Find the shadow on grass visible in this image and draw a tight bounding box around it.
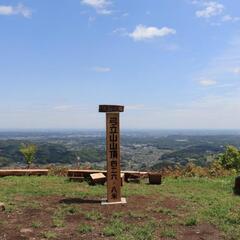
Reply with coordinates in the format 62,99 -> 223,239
59,198 -> 101,204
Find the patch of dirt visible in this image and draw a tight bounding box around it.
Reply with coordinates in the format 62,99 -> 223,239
178,223 -> 225,240
161,196 -> 184,210
0,195 -> 224,240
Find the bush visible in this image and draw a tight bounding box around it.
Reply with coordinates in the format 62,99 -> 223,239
161,160 -> 235,178
218,145 -> 240,171
19,144 -> 37,168
48,166 -> 68,177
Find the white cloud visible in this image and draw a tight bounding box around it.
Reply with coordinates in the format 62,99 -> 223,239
81,0 -> 108,9
129,25 -> 176,41
192,1 -> 239,24
232,67 -> 240,75
222,15 -> 240,22
193,36 -> 240,88
81,0 -> 112,15
199,79 -> 217,86
93,66 -> 111,72
0,4 -> 32,18
112,27 -> 128,36
0,6 -> 13,15
191,0 -> 199,4
196,1 -> 224,18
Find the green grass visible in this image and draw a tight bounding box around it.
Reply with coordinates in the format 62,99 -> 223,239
103,220 -> 156,240
132,222 -> 156,240
153,206 -> 176,216
0,176 -> 105,199
64,206 -> 79,214
52,207 -> 66,227
31,221 -> 43,228
161,177 -> 240,237
185,216 -> 198,226
77,223 -> 93,234
1,175 -> 240,239
112,211 -> 125,219
161,228 -> 176,238
128,211 -> 147,219
103,219 -> 127,237
42,231 -> 57,239
84,210 -> 103,220
52,216 -> 64,228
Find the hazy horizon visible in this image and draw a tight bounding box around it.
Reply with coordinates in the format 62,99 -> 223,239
1,128 -> 240,136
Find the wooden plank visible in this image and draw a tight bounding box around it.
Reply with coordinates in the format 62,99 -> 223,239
148,173 -> 162,185
90,173 -> 106,180
124,172 -> 141,183
106,112 -> 121,202
0,169 -> 147,178
121,173 -> 124,186
0,169 -> 48,172
90,173 -> 106,185
69,177 -> 85,182
68,170 -> 147,174
99,105 -> 124,113
0,169 -> 48,177
68,170 -> 106,173
67,170 -> 148,177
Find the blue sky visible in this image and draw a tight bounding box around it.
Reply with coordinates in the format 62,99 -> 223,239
0,0 -> 240,129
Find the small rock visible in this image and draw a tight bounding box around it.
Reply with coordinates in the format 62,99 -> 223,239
20,228 -> 33,234
0,202 -> 5,211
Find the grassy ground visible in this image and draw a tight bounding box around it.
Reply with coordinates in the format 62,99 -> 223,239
0,175 -> 239,240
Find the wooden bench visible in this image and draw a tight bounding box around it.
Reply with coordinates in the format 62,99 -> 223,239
0,169 -> 49,177
67,170 -> 148,183
90,173 -> 106,185
123,171 -> 141,183
148,172 -> 162,185
67,170 -> 85,182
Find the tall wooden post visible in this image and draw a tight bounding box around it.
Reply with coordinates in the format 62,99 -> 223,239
99,105 -> 126,204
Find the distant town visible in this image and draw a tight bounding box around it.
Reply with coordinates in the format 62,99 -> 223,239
1,129 -> 240,170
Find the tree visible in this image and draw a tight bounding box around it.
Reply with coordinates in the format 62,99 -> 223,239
19,144 -> 37,168
218,145 -> 240,171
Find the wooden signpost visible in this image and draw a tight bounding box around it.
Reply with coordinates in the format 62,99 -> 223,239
99,105 -> 126,205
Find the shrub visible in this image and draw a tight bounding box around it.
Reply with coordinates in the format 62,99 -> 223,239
19,144 -> 37,168
48,166 -> 68,176
218,145 -> 240,171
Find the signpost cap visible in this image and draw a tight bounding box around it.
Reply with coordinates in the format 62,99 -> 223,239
99,105 -> 124,113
